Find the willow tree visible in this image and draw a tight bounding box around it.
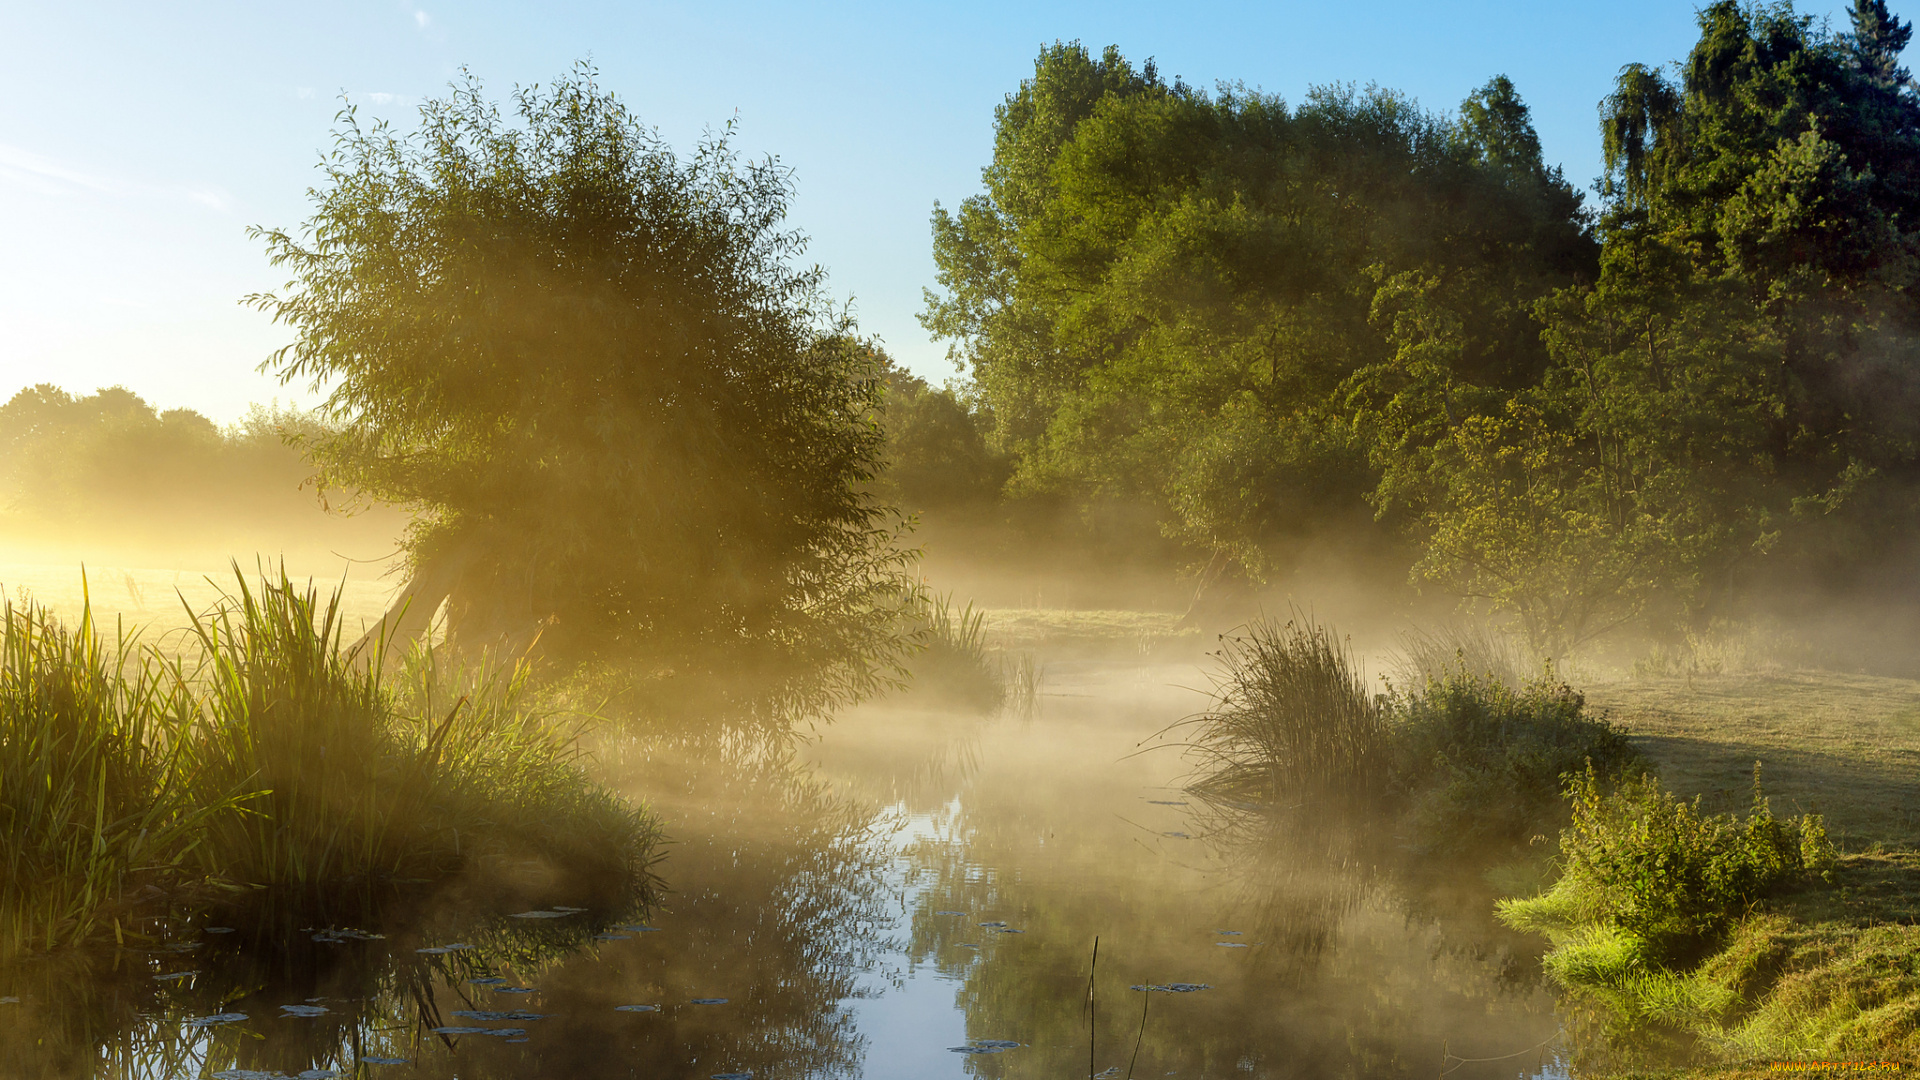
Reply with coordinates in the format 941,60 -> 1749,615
249,69 -> 913,702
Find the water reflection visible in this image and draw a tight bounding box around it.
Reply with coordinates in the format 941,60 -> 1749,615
1,661 -> 1573,1078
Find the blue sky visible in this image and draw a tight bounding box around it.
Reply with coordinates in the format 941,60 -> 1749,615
0,0 -> 1872,422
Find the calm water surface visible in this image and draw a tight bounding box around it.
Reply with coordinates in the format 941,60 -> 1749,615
1,660 -> 1571,1079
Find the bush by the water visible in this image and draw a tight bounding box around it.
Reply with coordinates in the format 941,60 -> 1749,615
1501,768 -> 1835,970
1186,616 -> 1635,857
1392,673 -> 1638,856
0,571 -> 661,958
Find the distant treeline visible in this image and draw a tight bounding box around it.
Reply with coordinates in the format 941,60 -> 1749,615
897,1 -> 1920,654
0,384 -> 398,561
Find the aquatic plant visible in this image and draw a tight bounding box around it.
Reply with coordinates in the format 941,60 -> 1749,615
188,568 -> 663,895
1182,616 -> 1388,807
902,594 -> 1006,712
0,594 -> 236,957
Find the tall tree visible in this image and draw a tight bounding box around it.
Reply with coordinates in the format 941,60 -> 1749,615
250,69 -> 913,702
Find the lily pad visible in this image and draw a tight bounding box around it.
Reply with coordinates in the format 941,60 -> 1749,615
279,1004 -> 330,1017
614,1004 -> 659,1012
183,1013 -> 248,1028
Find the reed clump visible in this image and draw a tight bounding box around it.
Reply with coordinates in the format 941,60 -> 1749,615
1185,617 -> 1388,808
0,569 -> 661,958
0,597 -> 236,956
902,594 -> 1006,712
1183,615 -> 1636,856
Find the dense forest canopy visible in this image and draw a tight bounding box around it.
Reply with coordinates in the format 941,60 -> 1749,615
918,2 -> 1920,655
249,69 -> 914,697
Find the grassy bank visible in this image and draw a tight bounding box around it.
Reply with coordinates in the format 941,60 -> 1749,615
0,571 -> 661,959
1503,672 -> 1920,1074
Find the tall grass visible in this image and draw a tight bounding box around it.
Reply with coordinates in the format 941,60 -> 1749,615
0,593 -> 236,957
1183,617 -> 1388,807
0,568 -> 661,956
903,594 -> 1006,711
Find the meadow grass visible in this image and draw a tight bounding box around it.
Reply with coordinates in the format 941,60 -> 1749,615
1498,671 -> 1920,1072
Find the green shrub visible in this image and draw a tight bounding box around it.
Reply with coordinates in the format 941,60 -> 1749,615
1502,767 -> 1835,971
1391,673 -> 1639,856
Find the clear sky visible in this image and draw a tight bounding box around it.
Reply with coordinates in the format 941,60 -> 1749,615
0,0 -> 1871,423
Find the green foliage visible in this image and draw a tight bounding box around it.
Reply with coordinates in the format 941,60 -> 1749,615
925,44 -> 1592,580
874,366 -> 1010,514
1502,767 -> 1835,971
249,66 -> 913,696
0,594 -> 236,957
1391,672 -> 1640,856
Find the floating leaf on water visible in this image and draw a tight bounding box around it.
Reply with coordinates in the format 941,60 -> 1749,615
491,987 -> 538,994
153,972 -> 196,982
468,977 -> 508,986
279,1004 -> 329,1017
1130,983 -> 1212,993
452,1010 -> 546,1022
487,1027 -> 528,1038
977,921 -> 1007,928
688,998 -> 728,1005
507,910 -> 571,919
358,1058 -> 409,1066
432,1026 -> 493,1035
202,927 -> 236,935
614,1004 -> 659,1012
183,1013 -> 248,1028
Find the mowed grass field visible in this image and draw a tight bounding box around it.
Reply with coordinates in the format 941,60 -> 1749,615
1585,672 -> 1920,850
